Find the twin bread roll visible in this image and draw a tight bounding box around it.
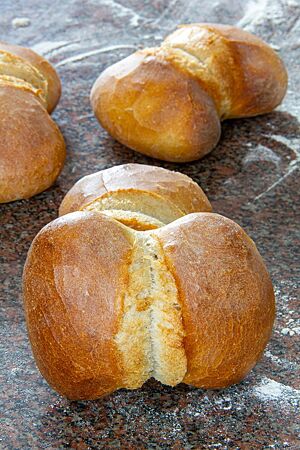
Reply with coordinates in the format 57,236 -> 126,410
0,42 -> 66,203
23,164 -> 275,400
91,23 -> 287,162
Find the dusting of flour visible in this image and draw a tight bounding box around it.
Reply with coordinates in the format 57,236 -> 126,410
253,377 -> 300,408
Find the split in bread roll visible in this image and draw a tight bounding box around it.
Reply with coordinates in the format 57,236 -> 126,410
23,164 -> 275,400
58,163 -> 212,219
91,23 -> 287,162
0,42 -> 66,203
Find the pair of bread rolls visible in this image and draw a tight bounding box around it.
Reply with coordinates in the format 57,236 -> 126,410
0,42 -> 65,203
91,23 -> 287,162
23,164 -> 275,400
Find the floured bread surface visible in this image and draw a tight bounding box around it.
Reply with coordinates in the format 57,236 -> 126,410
116,231 -> 187,388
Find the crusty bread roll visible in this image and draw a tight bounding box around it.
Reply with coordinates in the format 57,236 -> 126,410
59,163 -> 212,219
91,23 -> 287,162
23,164 -> 275,400
0,42 -> 66,203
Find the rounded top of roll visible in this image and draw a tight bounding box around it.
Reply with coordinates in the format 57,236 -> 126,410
59,163 -> 212,219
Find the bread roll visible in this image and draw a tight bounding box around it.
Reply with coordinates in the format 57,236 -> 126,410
23,164 -> 275,399
91,23 -> 287,162
0,42 -> 66,203
59,163 -> 212,219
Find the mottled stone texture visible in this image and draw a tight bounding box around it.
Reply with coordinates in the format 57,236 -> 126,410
0,0 -> 299,448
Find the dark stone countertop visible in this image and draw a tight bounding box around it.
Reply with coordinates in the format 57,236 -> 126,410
0,0 -> 299,448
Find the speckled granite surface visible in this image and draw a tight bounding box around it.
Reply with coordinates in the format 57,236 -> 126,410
0,0 -> 299,448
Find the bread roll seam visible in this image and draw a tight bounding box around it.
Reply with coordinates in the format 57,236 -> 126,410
115,231 -> 187,388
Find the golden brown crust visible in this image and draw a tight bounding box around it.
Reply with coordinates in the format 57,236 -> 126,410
0,42 -> 65,203
91,50 -> 221,162
91,23 -> 287,162
23,168 -> 275,398
0,41 -> 61,113
156,213 -> 275,388
23,211 -> 133,400
164,24 -> 287,119
0,86 -> 66,203
23,209 -> 275,397
59,164 -> 212,216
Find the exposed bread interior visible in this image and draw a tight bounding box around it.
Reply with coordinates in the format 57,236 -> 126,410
0,50 -> 48,106
82,189 -> 185,225
116,231 -> 187,388
0,41 -> 61,113
0,75 -> 45,102
83,193 -> 188,386
99,209 -> 164,230
59,164 -> 212,217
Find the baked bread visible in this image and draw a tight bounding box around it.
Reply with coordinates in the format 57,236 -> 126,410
23,164 -> 275,400
0,42 -> 66,203
59,163 -> 212,220
91,23 -> 287,162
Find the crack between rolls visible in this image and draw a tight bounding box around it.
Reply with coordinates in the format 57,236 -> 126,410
114,230 -> 187,389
